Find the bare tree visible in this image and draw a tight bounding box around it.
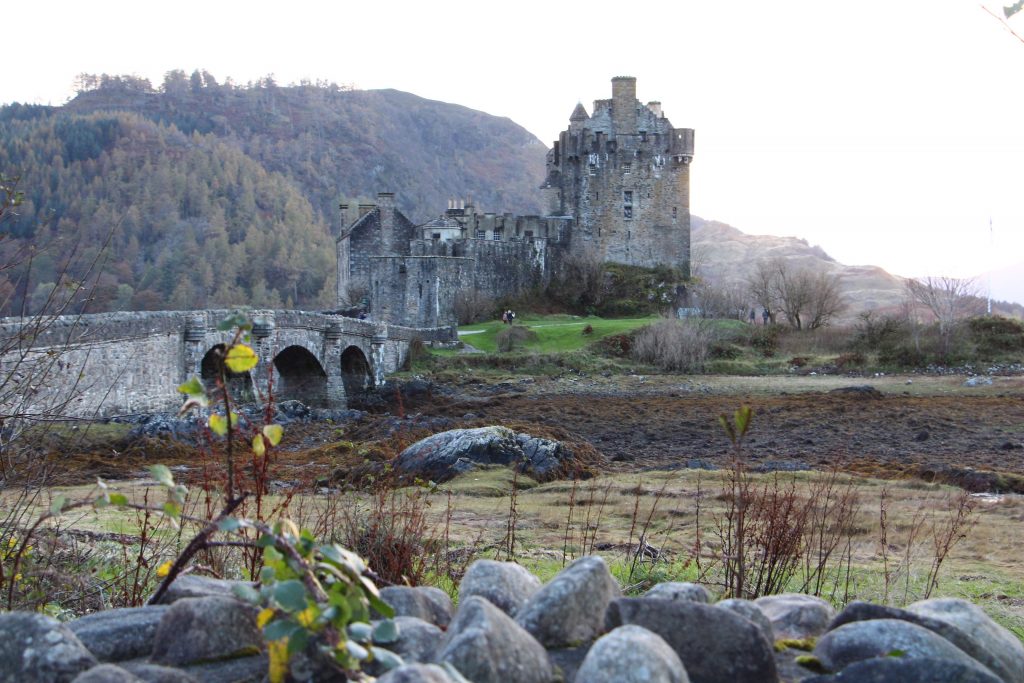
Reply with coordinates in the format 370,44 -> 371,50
905,276 -> 985,357
694,279 -> 748,320
747,259 -> 845,330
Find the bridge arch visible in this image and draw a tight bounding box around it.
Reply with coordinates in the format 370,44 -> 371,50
200,344 -> 255,403
340,345 -> 374,401
273,345 -> 328,407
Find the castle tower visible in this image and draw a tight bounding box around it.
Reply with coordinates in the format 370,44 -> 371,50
540,76 -> 694,276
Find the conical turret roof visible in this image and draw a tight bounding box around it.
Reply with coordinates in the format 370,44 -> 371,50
569,102 -> 590,121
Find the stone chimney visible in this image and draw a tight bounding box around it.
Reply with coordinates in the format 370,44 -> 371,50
377,192 -> 396,253
647,101 -> 663,118
611,76 -> 637,136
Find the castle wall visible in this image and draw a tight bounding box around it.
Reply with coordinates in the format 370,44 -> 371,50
369,256 -> 474,328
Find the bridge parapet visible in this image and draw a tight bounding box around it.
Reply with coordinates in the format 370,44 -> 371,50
0,309 -> 457,419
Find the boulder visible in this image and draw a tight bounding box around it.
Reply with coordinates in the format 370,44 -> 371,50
379,586 -> 454,628
378,663 -> 467,683
828,601 -> 1011,683
152,575 -> 254,604
387,616 -> 444,664
150,596 -> 261,667
908,598 -> 1024,683
515,556 -> 621,648
715,598 -> 774,643
802,656 -> 1003,683
0,612 -> 97,683
393,426 -> 591,482
574,625 -> 689,683
181,656 -> 266,683
71,665 -> 142,683
118,663 -> 200,683
547,646 -> 590,683
813,619 -> 997,678
754,593 -> 835,640
436,596 -> 553,683
459,560 -> 542,616
643,582 -> 712,604
606,597 -> 778,683
68,606 -> 168,662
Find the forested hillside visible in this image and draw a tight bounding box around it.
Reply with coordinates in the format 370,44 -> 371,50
0,72 -> 547,314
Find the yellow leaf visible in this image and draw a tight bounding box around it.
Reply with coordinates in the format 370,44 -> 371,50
224,344 -> 259,373
263,424 -> 284,446
209,414 -> 228,436
156,561 -> 173,578
257,607 -> 275,628
252,435 -> 266,457
296,605 -> 318,628
268,639 -> 289,683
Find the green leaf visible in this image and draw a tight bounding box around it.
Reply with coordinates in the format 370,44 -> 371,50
162,502 -> 181,518
107,493 -> 129,507
372,619 -> 399,644
273,580 -> 308,613
718,414 -> 735,443
263,424 -> 284,446
252,435 -> 266,457
257,533 -> 276,548
177,376 -> 205,397
367,593 -> 394,619
224,344 -> 259,373
50,495 -> 67,516
263,619 -> 300,642
217,311 -> 253,332
346,640 -> 369,661
150,464 -> 174,487
287,628 -> 309,655
348,622 -> 372,642
218,517 -> 244,532
232,584 -> 262,604
369,646 -> 404,671
887,649 -> 907,658
209,413 -> 228,436
735,405 -> 753,437
260,566 -> 277,583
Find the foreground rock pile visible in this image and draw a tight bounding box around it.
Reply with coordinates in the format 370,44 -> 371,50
1,559 -> 1021,683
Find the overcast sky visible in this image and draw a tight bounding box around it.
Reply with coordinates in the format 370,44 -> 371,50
6,0 -> 1024,295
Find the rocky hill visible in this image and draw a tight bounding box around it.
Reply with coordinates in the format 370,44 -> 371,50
692,217 -> 911,322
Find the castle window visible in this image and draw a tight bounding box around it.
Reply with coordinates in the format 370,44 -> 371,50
624,191 -> 633,203
398,264 -> 407,274
432,232 -> 441,240
525,230 -> 534,241
493,230 -> 503,241
475,230 -> 486,239
622,162 -> 632,174
672,207 -> 677,218
640,131 -> 647,142
624,206 -> 633,219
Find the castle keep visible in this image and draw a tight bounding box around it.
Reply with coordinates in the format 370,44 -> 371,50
336,77 -> 694,327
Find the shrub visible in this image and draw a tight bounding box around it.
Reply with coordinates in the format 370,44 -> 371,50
454,290 -> 496,325
593,333 -> 633,358
709,341 -> 742,360
749,325 -> 781,358
968,316 -> 1024,357
581,324 -> 594,336
834,352 -> 866,370
788,356 -> 808,368
496,325 -> 538,353
632,319 -> 714,372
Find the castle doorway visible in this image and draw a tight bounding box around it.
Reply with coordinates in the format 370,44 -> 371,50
272,346 -> 328,408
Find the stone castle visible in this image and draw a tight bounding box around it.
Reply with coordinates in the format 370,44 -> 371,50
336,77 -> 694,327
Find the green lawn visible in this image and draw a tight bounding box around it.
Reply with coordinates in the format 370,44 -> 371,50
457,314 -> 660,354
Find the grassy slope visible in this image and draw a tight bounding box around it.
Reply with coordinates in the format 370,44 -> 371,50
456,315 -> 659,354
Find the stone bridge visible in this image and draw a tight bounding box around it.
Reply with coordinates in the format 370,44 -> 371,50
0,309 -> 456,420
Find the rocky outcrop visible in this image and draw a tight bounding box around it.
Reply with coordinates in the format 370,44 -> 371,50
392,426 -> 601,482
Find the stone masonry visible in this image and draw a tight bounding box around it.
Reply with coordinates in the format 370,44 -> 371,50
337,77 -> 694,327
0,309 -> 455,419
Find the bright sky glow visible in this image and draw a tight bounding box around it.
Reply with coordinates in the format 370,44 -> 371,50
6,0 -> 1024,295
